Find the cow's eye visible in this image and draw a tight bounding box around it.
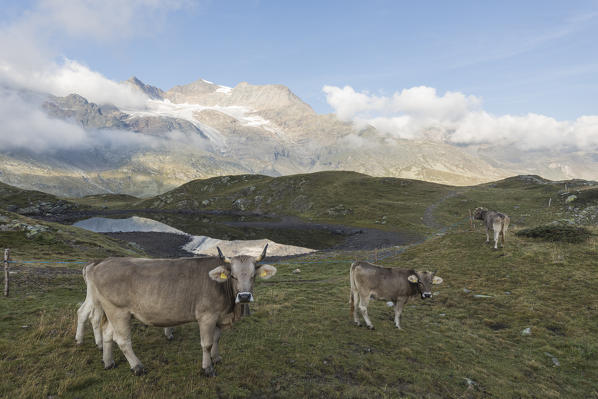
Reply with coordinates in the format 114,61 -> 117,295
229,275 -> 238,280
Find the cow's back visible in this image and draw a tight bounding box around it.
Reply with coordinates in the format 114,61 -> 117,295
88,257 -> 230,326
353,261 -> 417,300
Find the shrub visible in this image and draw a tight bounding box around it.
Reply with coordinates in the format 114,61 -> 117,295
516,224 -> 592,243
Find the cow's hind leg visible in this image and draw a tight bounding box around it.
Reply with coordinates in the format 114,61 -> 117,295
485,227 -> 490,243
101,319 -> 115,370
210,326 -> 222,364
90,306 -> 103,350
352,290 -> 361,326
75,298 -> 93,345
198,315 -> 219,377
164,327 -> 174,341
394,297 -> 408,329
493,222 -> 501,249
358,294 -> 374,330
109,310 -> 145,375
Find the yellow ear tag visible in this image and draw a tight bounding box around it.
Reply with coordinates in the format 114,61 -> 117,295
260,271 -> 267,277
220,272 -> 228,280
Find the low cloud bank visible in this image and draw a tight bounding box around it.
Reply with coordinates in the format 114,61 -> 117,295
323,85 -> 598,151
0,88 -> 208,154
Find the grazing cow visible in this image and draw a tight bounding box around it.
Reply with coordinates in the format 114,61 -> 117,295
473,207 -> 510,249
349,261 -> 443,330
85,245 -> 276,376
75,261 -> 174,349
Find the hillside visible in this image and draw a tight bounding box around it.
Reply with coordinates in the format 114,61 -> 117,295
137,172 -> 585,234
0,181 -> 80,215
0,209 -> 144,261
1,221 -> 596,398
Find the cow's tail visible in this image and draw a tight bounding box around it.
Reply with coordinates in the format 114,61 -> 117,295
349,262 -> 357,316
81,259 -> 99,283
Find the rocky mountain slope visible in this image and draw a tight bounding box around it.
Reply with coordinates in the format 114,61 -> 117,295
0,76 -> 542,197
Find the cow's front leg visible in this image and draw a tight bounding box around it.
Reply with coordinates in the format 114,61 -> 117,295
210,326 -> 222,364
394,297 -> 408,329
164,327 -> 174,341
358,296 -> 374,330
198,316 -> 218,377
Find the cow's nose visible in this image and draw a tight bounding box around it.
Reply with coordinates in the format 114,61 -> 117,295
422,292 -> 432,299
236,292 -> 254,303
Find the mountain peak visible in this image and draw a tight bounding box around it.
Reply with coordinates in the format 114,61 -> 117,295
125,76 -> 164,100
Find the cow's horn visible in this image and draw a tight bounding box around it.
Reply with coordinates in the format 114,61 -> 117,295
217,247 -> 231,264
256,243 -> 268,262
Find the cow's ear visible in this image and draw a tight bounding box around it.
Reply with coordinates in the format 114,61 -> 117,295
407,274 -> 418,283
256,264 -> 277,280
209,266 -> 230,283
432,276 -> 443,285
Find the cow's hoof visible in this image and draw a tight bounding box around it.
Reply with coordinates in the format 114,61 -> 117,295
166,334 -> 174,341
367,325 -> 375,330
212,355 -> 222,364
202,366 -> 217,377
97,345 -> 103,351
104,361 -> 115,370
354,321 -> 361,327
75,339 -> 83,346
132,365 -> 146,376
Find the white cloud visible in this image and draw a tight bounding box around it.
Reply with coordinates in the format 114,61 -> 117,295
0,1 -> 196,108
323,85 -> 598,151
0,88 -> 209,154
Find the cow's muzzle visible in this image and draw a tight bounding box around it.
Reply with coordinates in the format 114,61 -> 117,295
236,292 -> 254,303
421,292 -> 432,299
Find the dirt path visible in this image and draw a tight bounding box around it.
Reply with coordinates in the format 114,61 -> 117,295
422,191 -> 460,231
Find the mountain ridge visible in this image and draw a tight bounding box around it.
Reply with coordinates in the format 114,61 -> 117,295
1,75 -> 585,197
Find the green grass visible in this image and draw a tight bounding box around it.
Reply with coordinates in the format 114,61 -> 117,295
1,228 -> 597,398
0,210 -> 144,262
69,194 -> 140,209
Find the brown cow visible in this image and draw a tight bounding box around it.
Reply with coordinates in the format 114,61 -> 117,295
85,245 -> 276,376
473,207 -> 510,249
349,261 -> 443,330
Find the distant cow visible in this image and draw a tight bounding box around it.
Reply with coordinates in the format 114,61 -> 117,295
349,261 -> 443,330
473,207 -> 510,249
75,261 -> 174,349
85,245 -> 276,376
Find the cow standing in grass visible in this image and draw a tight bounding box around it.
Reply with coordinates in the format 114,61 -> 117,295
349,261 -> 443,330
84,245 -> 276,377
473,207 -> 510,249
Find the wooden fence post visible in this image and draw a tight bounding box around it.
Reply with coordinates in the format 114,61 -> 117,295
4,248 -> 9,297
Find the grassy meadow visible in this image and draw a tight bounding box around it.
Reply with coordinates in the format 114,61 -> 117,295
1,172 -> 597,398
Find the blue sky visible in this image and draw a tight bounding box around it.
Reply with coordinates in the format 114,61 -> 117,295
1,0 -> 597,120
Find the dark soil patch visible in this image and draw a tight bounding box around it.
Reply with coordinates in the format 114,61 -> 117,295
486,322 -> 509,331
223,216 -> 421,250
516,224 -> 592,243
